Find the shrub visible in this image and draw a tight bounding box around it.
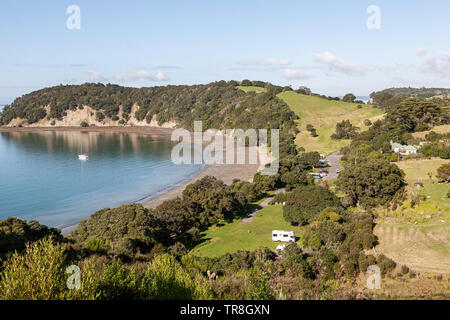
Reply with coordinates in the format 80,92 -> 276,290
376,254 -> 396,276
80,121 -> 89,127
96,259 -> 138,299
0,237 -> 67,300
139,254 -> 212,300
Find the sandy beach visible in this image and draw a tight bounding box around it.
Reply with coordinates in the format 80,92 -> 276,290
0,126 -> 265,234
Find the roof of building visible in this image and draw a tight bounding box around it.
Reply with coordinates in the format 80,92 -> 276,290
391,142 -> 403,149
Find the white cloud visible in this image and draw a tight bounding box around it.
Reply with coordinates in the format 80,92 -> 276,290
280,68 -> 311,80
238,58 -> 292,66
126,69 -> 169,81
311,52 -> 370,76
87,70 -> 106,82
416,47 -> 428,56
420,50 -> 450,76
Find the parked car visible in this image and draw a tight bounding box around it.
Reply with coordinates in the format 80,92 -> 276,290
336,169 -> 340,174
319,169 -> 328,174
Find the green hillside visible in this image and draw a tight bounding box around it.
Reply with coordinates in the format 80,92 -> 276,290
277,91 -> 385,155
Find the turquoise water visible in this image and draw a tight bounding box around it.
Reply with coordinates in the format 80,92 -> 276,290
0,131 -> 202,228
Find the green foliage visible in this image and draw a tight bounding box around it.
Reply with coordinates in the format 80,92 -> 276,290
0,217 -> 62,259
331,120 -> 359,140
283,185 -> 342,225
376,254 -> 397,276
247,266 -> 275,300
96,259 -> 138,299
253,172 -> 280,192
385,98 -> 447,133
69,204 -> 153,257
370,87 -> 450,109
0,83 -> 298,139
139,254 -> 212,300
336,156 -> 406,209
231,179 -> 263,205
436,163 -> 450,182
84,238 -> 112,254
343,93 -> 356,103
0,237 -> 65,299
182,176 -> 240,224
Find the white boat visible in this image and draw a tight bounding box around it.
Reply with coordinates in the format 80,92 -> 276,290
78,145 -> 88,160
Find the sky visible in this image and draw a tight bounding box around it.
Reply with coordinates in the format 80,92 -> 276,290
1,0 -> 450,104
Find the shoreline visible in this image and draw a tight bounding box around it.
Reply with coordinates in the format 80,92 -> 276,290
0,125 -> 176,137
61,161 -> 262,235
6,126 -> 266,235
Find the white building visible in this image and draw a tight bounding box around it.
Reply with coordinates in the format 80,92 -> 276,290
391,142 -> 419,156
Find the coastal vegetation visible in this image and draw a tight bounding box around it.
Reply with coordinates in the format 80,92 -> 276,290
370,87 -> 450,109
0,81 -> 448,300
0,82 -> 298,138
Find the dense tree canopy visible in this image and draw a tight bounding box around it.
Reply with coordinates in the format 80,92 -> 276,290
283,185 -> 342,225
0,217 -> 62,259
0,82 -> 298,138
336,155 -> 406,209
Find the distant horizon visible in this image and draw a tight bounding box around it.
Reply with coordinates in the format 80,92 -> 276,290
4,80 -> 450,106
2,1 -> 450,104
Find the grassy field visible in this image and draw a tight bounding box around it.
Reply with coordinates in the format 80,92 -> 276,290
377,158 -> 449,220
374,217 -> 450,275
397,158 -> 449,207
412,124 -> 450,139
236,86 -> 267,93
192,205 -> 303,257
375,158 -> 450,275
277,92 -> 385,155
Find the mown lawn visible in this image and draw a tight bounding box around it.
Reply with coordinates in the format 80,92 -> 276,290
277,91 -> 385,155
192,205 -> 304,257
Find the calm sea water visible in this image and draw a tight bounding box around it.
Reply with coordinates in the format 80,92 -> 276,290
0,131 -> 203,228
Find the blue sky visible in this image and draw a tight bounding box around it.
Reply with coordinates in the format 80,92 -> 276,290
1,0 -> 450,104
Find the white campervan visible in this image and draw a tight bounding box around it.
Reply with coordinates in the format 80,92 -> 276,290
272,230 -> 295,243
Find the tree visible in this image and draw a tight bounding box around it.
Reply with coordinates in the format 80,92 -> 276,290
336,156 -> 406,209
343,93 -> 356,103
331,120 -> 359,140
69,204 -> 154,257
283,185 -> 342,225
182,176 -> 239,223
241,79 -> 252,86
0,217 -> 62,259
436,163 -> 450,182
